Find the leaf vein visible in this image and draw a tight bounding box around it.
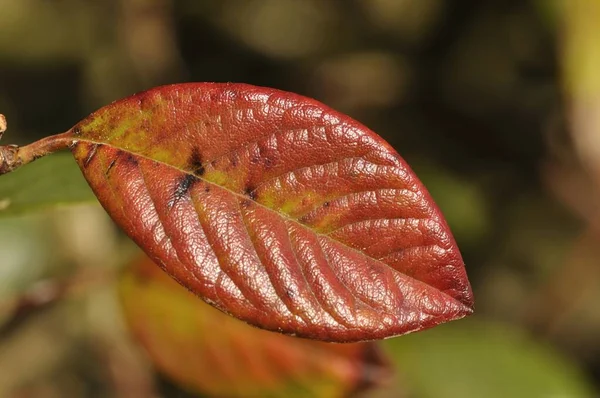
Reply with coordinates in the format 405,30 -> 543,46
238,201 -> 306,326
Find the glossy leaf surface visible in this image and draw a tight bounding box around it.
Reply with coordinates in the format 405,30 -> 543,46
71,83 -> 473,341
120,254 -> 392,397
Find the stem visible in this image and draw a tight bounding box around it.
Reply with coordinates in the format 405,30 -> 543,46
0,126 -> 74,175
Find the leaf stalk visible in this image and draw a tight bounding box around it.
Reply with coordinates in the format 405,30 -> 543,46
0,115 -> 74,175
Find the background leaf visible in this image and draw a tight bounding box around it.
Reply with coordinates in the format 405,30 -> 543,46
119,254 -> 393,398
70,83 -> 473,342
0,153 -> 96,217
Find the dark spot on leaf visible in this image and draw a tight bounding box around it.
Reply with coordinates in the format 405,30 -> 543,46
123,153 -> 138,166
105,157 -> 118,177
104,159 -> 117,177
244,185 -> 257,200
72,127 -> 81,136
107,117 -> 120,132
84,144 -> 101,168
188,148 -> 205,176
323,201 -> 330,207
168,174 -> 199,209
263,157 -> 273,168
285,289 -> 295,299
204,186 -> 210,193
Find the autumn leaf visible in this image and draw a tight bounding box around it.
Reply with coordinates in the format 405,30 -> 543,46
120,254 -> 392,398
0,83 -> 473,342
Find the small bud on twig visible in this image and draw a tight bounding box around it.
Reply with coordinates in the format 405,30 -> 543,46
0,114 -> 6,139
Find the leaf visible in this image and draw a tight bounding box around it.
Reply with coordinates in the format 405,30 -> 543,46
381,320 -> 598,398
1,83 -> 473,341
0,153 -> 97,217
120,254 -> 393,398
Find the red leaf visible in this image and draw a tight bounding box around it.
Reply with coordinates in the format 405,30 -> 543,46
120,254 -> 392,397
2,83 -> 474,341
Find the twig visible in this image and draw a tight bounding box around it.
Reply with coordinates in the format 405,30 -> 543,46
0,268 -> 114,339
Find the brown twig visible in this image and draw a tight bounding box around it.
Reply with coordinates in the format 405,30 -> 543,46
0,119 -> 74,175
0,268 -> 114,339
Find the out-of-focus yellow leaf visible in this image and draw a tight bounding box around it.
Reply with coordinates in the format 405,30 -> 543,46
119,255 -> 392,398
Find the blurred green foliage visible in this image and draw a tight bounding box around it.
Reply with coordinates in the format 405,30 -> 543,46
383,320 -> 596,398
0,154 -> 96,218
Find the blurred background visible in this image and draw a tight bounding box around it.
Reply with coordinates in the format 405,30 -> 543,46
1,0 -> 599,397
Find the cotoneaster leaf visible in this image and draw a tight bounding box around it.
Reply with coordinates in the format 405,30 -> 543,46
0,83 -> 473,342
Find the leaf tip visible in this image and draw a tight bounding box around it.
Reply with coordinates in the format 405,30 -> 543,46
451,286 -> 475,320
